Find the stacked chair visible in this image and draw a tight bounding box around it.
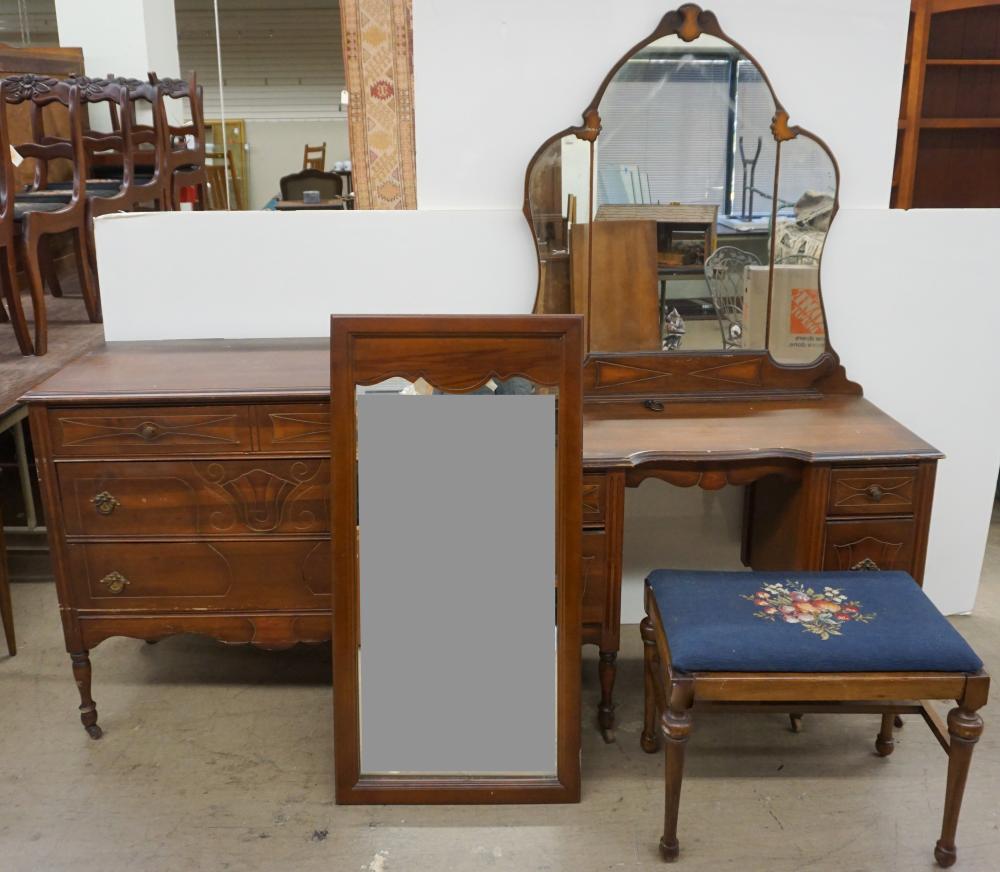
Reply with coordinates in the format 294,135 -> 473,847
0,71 -> 208,355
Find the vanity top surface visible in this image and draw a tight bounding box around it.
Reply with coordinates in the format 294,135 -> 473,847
22,339 -> 940,465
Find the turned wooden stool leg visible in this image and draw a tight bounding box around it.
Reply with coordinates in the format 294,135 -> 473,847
70,651 -> 102,739
934,705 -> 985,867
640,617 -> 661,753
598,649 -> 617,743
660,678 -> 694,862
875,712 -> 896,757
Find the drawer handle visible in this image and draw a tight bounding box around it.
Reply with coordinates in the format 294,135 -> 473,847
865,485 -> 884,503
91,491 -> 120,515
139,422 -> 160,441
99,571 -> 130,594
851,558 -> 880,572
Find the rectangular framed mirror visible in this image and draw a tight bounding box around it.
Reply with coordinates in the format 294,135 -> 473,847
331,315 -> 583,803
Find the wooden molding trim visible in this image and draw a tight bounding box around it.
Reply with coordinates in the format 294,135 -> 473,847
340,0 -> 417,209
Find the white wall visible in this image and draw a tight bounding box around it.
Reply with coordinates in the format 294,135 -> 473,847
92,0 -> 1000,616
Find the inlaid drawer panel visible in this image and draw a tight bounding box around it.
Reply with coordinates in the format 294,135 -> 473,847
49,405 -> 254,457
582,474 -> 608,527
57,459 -> 330,537
822,518 -> 916,574
581,530 -> 610,625
255,404 -> 330,453
67,539 -> 330,610
827,466 -> 918,516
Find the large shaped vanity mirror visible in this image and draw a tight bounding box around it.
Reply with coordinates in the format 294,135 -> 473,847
331,315 -> 583,804
525,4 -> 839,373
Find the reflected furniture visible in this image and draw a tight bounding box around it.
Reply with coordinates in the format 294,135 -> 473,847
206,150 -> 243,211
206,119 -> 249,211
641,569 -> 988,866
275,198 -> 349,211
331,315 -> 582,803
153,74 -> 208,211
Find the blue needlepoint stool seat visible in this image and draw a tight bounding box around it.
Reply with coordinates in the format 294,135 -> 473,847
645,569 -> 982,674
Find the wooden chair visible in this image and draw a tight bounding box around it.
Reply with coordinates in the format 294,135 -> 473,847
2,75 -> 100,355
0,79 -> 33,354
640,569 -> 988,867
0,506 -> 14,656
149,73 -> 207,210
302,141 -> 325,171
279,168 -> 342,201
116,77 -> 170,211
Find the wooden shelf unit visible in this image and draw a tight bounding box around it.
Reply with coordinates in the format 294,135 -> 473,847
893,0 -> 1000,208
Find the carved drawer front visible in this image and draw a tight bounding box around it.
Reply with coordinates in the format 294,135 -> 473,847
822,519 -> 916,574
57,459 -> 330,537
581,530 -> 610,626
255,403 -> 330,453
67,539 -> 330,611
827,466 -> 918,516
582,474 -> 607,527
49,405 -> 253,457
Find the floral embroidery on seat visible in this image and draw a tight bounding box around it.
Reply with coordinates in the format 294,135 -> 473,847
742,582 -> 875,640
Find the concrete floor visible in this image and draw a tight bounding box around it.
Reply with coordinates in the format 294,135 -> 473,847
2,511 -> 999,872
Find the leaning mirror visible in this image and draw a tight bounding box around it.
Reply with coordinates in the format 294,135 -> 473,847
524,4 -> 840,372
331,316 -> 583,804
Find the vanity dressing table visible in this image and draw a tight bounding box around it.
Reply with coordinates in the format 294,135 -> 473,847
23,5 -> 941,743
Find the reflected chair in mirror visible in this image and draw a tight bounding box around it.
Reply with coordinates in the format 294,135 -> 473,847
641,569 -> 989,867
280,168 -> 343,202
302,142 -> 325,171
117,78 -> 170,212
205,150 -> 243,210
703,245 -> 760,350
150,73 -> 207,210
2,75 -> 101,355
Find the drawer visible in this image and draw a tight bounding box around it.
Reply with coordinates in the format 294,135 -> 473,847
49,405 -> 253,457
255,403 -> 330,453
828,466 -> 918,516
581,530 -> 610,625
57,459 -> 329,537
582,474 -> 607,527
823,518 -> 916,574
67,539 -> 330,611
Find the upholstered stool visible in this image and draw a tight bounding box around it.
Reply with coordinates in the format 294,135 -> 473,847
640,570 -> 988,867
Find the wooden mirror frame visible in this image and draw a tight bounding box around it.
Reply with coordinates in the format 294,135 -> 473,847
522,3 -> 859,402
331,314 -> 583,804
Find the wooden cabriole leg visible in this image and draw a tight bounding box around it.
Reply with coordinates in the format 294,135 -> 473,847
598,649 -> 617,743
70,651 -> 102,739
934,685 -> 987,868
640,617 -> 661,753
660,676 -> 694,863
875,712 -> 895,757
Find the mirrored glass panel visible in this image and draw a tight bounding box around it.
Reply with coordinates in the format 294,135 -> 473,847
591,33 -> 778,353
765,135 -> 837,365
355,378 -> 557,776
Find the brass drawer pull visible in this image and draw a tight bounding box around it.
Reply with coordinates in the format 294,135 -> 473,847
99,571 -> 130,594
139,422 -> 160,441
91,491 -> 120,515
865,484 -> 884,502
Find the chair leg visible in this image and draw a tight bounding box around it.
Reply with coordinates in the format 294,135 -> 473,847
0,515 -> 15,656
789,713 -> 804,733
640,617 -> 661,754
875,712 -> 895,757
40,236 -> 64,298
69,651 -> 102,739
0,246 -> 33,355
73,227 -> 101,323
660,679 -> 695,862
20,226 -> 48,356
598,649 -> 617,743
934,705 -> 985,867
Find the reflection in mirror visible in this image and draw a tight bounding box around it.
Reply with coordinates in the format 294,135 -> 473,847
355,378 -> 557,776
764,134 -> 837,364
592,33 -> 778,352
